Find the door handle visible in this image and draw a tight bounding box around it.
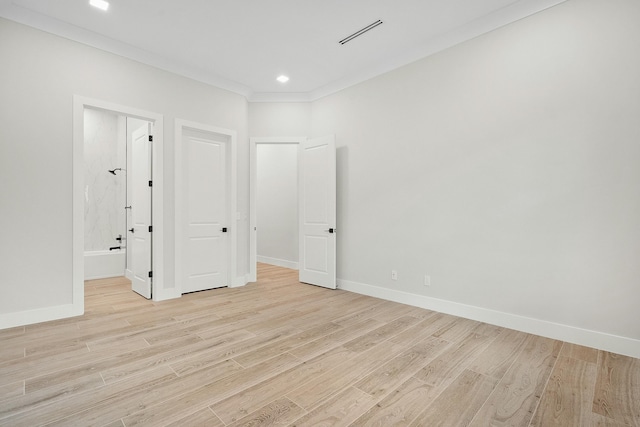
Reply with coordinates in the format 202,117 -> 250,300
129,228 -> 134,233
325,228 -> 335,234
221,227 -> 228,233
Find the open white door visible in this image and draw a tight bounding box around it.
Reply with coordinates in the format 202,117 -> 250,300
130,122 -> 152,299
181,128 -> 228,293
299,135 -> 336,289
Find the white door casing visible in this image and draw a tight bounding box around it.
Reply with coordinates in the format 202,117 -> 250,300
73,96 -> 165,311
175,119 -> 237,295
182,128 -> 227,293
298,135 -> 337,289
130,122 -> 152,299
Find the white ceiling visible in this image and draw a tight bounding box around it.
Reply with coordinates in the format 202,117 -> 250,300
0,0 -> 566,101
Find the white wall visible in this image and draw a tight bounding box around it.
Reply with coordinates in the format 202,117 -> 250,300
311,0 -> 640,355
256,144 -> 298,268
248,102 -> 311,137
84,108 -> 126,251
0,18 -> 249,324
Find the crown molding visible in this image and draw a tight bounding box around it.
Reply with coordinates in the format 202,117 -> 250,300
247,92 -> 313,103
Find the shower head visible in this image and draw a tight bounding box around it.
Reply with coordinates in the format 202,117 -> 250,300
108,168 -> 125,175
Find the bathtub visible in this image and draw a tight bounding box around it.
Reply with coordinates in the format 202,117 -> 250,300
84,249 -> 126,280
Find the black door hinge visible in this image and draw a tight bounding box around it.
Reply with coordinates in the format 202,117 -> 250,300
149,135 -> 153,142
148,225 -> 153,232
148,271 -> 153,278
148,180 -> 152,187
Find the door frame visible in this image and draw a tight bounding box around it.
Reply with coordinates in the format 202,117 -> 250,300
249,137 -> 305,282
175,119 -> 237,294
73,95 -> 165,307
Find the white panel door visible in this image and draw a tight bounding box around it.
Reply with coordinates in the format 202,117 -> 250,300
182,129 -> 228,293
130,123 -> 152,299
299,135 -> 336,289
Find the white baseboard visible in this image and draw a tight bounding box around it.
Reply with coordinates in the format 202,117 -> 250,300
230,275 -> 249,288
257,256 -> 299,270
152,287 -> 181,302
0,303 -> 83,330
337,279 -> 640,359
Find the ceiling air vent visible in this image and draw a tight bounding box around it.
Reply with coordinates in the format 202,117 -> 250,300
339,20 -> 384,45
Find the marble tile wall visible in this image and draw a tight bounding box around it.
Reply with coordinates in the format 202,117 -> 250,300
84,109 -> 126,251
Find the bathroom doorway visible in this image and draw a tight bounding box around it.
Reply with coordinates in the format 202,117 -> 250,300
83,109 -> 153,298
73,96 -> 164,306
83,109 -> 128,280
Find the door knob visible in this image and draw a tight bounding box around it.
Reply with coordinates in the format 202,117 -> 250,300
129,228 -> 134,233
325,228 -> 335,233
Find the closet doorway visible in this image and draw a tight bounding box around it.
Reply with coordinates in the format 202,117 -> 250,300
249,135 -> 336,289
251,139 -> 300,277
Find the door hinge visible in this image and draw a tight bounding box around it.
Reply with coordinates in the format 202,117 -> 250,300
148,180 -> 152,187
149,135 -> 153,142
148,225 -> 153,232
148,271 -> 153,278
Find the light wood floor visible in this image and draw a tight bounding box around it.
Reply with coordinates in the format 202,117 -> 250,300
0,264 -> 638,426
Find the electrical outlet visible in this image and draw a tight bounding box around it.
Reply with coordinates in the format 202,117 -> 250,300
391,270 -> 398,280
424,275 -> 431,287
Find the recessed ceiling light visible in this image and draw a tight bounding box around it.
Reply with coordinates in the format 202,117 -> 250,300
89,0 -> 109,11
276,75 -> 290,83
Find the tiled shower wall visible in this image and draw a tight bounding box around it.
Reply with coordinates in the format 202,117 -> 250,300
84,108 -> 126,251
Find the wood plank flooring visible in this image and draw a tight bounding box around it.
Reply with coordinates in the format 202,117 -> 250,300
0,263 -> 638,426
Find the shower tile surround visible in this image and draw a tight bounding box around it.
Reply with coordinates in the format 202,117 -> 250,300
84,109 -> 126,251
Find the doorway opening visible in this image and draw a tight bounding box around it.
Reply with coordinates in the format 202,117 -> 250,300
83,110 -> 151,289
249,138 -> 303,283
256,143 -> 299,273
250,136 -> 337,289
73,96 -> 165,310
